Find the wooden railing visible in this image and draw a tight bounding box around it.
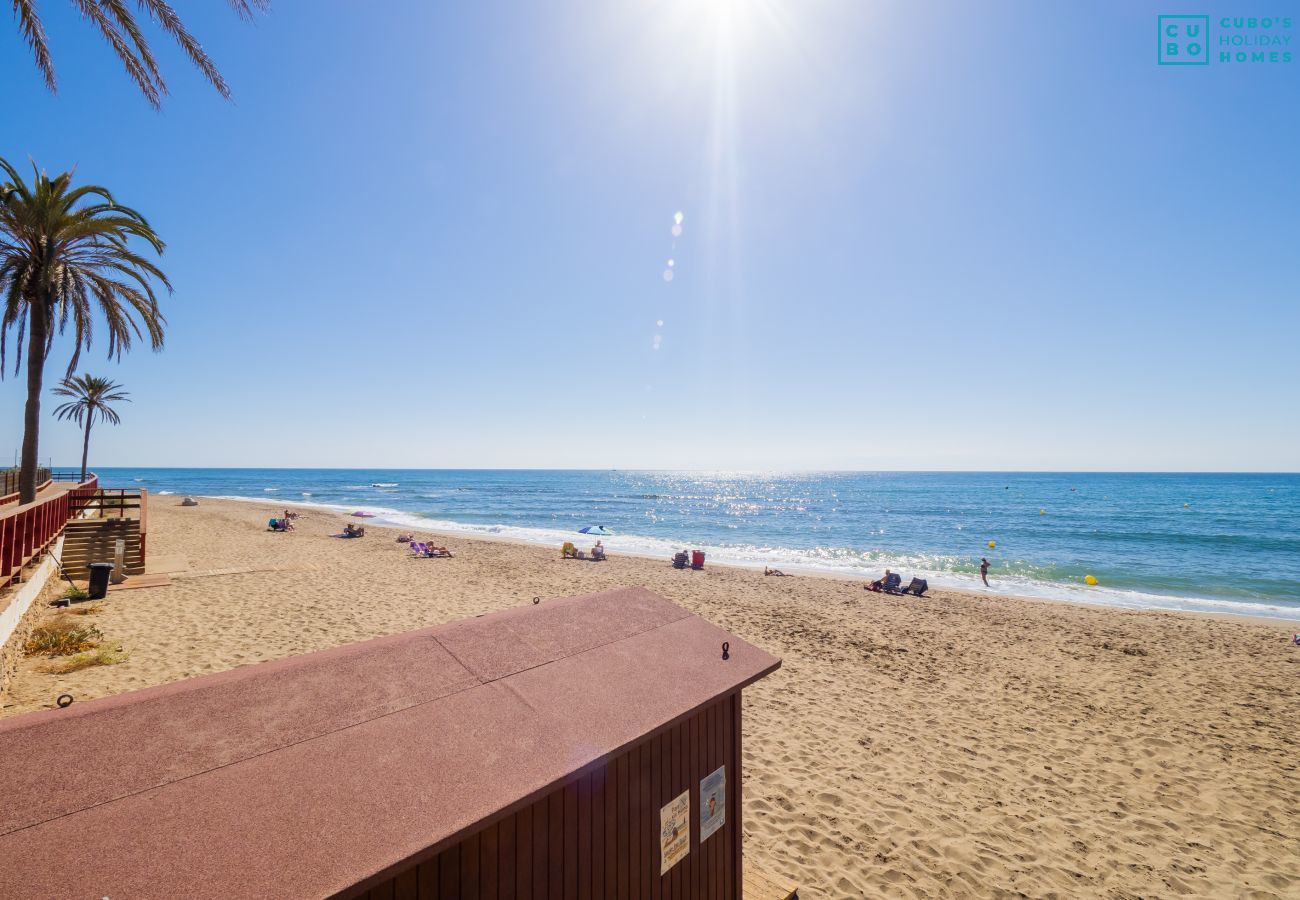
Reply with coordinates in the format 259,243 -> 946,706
0,475 -> 99,590
1,467 -> 51,498
69,488 -> 149,562
0,469 -> 88,506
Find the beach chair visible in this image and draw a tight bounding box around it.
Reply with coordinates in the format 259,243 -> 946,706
903,577 -> 928,597
562,542 -> 579,559
591,546 -> 607,561
410,541 -> 429,557
882,572 -> 903,594
691,550 -> 705,570
672,551 -> 689,569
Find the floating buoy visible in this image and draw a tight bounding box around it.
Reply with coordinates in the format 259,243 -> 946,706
1040,509 -> 1046,515
1084,574 -> 1098,586
1183,503 -> 1189,508
987,540 -> 996,549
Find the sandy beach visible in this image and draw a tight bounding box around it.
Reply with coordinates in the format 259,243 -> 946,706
5,497 -> 1298,898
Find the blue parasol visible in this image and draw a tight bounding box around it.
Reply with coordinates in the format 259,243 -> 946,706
578,525 -> 613,536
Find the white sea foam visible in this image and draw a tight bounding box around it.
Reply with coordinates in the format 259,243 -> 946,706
207,494 -> 1300,622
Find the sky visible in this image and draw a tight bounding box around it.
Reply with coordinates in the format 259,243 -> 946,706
1,1 -> 1297,471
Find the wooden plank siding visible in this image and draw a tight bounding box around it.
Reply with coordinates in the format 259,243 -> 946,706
353,694 -> 743,900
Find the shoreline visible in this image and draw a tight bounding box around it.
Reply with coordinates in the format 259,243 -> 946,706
219,493 -> 1300,629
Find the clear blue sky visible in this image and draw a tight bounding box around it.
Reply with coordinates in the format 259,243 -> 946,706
2,1 -> 1297,471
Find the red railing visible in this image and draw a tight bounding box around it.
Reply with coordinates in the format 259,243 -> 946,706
0,476 -> 99,590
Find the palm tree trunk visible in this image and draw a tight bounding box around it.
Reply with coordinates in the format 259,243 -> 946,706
80,417 -> 93,483
18,304 -> 48,505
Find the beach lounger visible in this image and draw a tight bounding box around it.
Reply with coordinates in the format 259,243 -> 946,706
882,573 -> 903,594
903,577 -> 928,597
562,542 -> 580,559
591,547 -> 607,561
672,551 -> 689,569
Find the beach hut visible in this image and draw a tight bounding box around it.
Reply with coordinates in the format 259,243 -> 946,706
0,587 -> 783,899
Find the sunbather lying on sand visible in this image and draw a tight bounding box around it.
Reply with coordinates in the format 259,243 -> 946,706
764,567 -> 789,577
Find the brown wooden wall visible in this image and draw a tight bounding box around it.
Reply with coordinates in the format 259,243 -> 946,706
345,692 -> 743,900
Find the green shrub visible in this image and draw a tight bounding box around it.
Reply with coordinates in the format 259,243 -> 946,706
24,618 -> 102,656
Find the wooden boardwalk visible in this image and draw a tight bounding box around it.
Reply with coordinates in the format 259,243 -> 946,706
0,480 -> 77,513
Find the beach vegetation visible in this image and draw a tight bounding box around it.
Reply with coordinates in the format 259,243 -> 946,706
53,374 -> 130,482
24,617 -> 103,656
10,0 -> 268,108
61,585 -> 91,603
0,158 -> 169,503
37,645 -> 129,675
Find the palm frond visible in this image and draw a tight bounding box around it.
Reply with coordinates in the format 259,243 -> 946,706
11,0 -> 267,105
51,373 -> 131,428
0,156 -> 171,382
13,0 -> 56,92
70,0 -> 162,108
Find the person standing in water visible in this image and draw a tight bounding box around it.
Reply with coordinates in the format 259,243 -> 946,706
980,557 -> 991,587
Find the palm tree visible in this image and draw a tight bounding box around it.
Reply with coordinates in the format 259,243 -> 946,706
13,0 -> 268,108
52,375 -> 130,482
0,157 -> 168,504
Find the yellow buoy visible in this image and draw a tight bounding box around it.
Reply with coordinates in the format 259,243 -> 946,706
1040,509 -> 1046,515
1084,574 -> 1098,586
987,540 -> 996,549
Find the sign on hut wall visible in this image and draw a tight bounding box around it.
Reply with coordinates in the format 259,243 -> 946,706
660,790 -> 691,874
700,765 -> 726,841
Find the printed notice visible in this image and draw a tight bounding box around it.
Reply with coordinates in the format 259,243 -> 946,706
659,790 -> 690,874
700,766 -> 726,841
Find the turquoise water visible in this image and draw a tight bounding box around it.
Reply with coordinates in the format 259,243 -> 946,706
98,469 -> 1300,620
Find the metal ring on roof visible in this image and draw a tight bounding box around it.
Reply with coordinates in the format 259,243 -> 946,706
722,642 -> 730,661
57,694 -> 74,708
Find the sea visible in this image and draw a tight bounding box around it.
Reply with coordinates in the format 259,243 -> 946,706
95,469 -> 1300,621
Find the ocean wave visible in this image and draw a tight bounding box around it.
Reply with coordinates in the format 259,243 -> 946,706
201,493 -> 1300,622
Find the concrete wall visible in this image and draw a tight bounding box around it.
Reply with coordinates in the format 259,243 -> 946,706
0,536 -> 63,696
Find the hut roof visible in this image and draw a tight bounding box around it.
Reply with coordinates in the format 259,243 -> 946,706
0,587 -> 779,899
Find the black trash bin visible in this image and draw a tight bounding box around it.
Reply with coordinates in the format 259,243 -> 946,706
87,562 -> 115,600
